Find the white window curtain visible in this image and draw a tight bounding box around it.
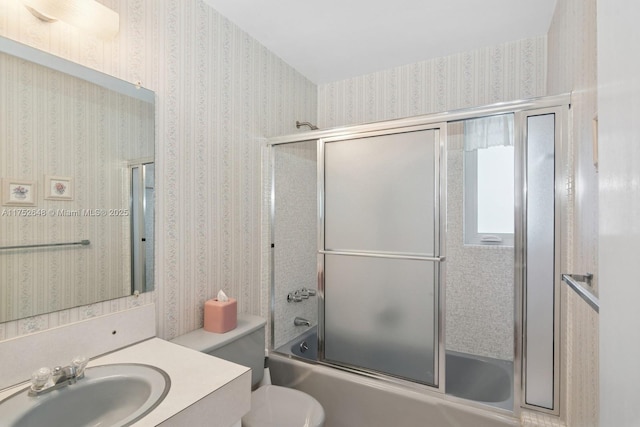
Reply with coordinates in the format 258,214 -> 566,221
463,114 -> 514,151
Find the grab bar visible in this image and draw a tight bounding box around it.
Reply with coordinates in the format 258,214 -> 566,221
562,274 -> 599,313
0,239 -> 90,250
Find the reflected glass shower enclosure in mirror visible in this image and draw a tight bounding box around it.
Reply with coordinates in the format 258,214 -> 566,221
131,162 -> 155,294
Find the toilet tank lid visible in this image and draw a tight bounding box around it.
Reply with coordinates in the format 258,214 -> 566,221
170,314 -> 266,353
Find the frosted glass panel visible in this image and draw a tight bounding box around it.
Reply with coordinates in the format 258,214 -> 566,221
324,255 -> 437,385
524,114 -> 556,409
324,130 -> 437,255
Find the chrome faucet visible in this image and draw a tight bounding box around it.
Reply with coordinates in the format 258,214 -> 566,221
28,356 -> 89,397
287,288 -> 317,303
53,365 -> 79,385
294,317 -> 311,327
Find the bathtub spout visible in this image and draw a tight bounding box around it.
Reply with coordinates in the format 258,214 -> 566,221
294,317 -> 311,327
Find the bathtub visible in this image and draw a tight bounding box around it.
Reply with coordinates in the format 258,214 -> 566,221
271,327 -> 517,427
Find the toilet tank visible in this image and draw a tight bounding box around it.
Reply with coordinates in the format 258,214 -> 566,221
171,314 -> 267,387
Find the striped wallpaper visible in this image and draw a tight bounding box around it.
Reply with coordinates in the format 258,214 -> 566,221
318,36 -> 547,128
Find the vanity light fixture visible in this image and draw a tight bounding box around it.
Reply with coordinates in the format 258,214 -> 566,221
22,0 -> 119,40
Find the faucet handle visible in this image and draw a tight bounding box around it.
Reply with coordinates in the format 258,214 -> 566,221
287,291 -> 303,303
301,288 -> 316,296
71,355 -> 88,377
31,367 -> 51,390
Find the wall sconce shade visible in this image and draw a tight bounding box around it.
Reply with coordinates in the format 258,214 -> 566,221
22,0 -> 119,40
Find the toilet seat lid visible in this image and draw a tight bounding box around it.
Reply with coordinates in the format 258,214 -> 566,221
242,385 -> 325,427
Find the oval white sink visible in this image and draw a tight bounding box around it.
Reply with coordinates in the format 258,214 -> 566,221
0,363 -> 170,427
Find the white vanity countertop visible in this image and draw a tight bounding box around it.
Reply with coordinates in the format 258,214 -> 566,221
0,338 -> 251,427
96,338 -> 251,426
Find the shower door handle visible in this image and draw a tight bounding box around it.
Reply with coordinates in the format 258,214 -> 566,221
319,250 -> 445,262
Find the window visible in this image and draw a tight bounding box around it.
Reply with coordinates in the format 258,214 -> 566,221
464,115 -> 515,246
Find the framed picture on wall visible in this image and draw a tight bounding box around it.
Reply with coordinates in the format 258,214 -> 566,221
44,176 -> 73,201
2,179 -> 36,206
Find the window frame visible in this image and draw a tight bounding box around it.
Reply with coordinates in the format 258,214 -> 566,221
463,147 -> 515,247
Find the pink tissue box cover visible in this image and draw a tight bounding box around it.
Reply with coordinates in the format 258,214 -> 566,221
204,298 -> 237,333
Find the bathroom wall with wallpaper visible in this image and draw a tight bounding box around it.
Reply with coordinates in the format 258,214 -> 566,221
547,0 -> 599,425
0,0 -> 316,340
317,37 -> 547,129
317,37 -> 546,360
548,0 -> 599,293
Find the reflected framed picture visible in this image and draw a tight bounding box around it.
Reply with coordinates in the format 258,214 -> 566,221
45,175 -> 73,201
2,179 -> 36,206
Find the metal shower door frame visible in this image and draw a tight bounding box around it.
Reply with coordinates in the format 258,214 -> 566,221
515,105 -> 569,416
267,92 -> 571,417
316,123 -> 447,393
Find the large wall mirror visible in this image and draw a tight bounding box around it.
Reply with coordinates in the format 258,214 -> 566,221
0,36 -> 155,323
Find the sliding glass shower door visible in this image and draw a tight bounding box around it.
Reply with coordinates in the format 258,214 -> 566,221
320,126 -> 444,388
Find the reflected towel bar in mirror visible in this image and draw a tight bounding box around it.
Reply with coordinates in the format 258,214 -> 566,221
0,240 -> 90,250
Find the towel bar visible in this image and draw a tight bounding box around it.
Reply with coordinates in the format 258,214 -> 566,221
561,274 -> 599,313
0,239 -> 90,250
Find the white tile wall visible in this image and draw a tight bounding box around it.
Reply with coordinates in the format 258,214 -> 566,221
521,410 -> 566,427
271,141 -> 318,349
446,122 -> 514,361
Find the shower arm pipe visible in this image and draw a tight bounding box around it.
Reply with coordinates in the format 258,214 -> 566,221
296,120 -> 319,130
0,239 -> 90,250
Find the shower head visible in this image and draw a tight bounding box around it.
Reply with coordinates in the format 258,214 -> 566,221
296,120 -> 319,130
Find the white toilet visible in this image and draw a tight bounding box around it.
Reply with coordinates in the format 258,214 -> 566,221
171,314 -> 325,427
